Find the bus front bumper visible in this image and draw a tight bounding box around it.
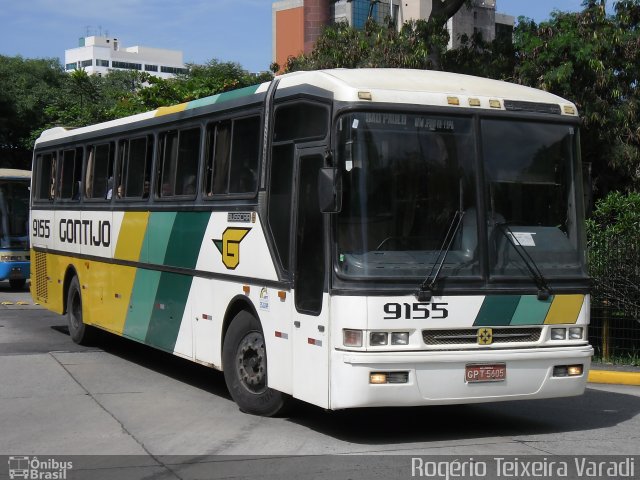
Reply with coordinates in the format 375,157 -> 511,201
0,261 -> 30,281
330,345 -> 593,410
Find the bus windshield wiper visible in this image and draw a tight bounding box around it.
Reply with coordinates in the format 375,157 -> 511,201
416,210 -> 465,302
497,223 -> 551,300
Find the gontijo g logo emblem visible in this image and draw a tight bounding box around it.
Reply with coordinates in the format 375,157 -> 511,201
213,227 -> 251,270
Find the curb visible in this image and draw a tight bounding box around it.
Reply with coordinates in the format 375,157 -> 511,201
588,370 -> 640,386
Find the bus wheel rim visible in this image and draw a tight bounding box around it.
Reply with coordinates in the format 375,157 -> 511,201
236,332 -> 267,394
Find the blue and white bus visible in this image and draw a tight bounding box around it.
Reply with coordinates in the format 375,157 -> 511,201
0,168 -> 31,290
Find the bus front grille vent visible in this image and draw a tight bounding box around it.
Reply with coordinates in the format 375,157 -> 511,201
34,251 -> 48,301
422,327 -> 541,346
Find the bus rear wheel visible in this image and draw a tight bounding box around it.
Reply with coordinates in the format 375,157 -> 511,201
66,276 -> 94,345
223,311 -> 289,416
9,279 -> 26,290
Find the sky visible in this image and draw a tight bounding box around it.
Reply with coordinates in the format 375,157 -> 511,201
0,0 -> 589,73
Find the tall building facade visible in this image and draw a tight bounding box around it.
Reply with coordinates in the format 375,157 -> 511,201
65,36 -> 188,78
272,0 -> 514,69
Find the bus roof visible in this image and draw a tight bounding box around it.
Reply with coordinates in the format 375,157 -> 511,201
0,168 -> 31,179
277,69 -> 577,114
36,69 -> 578,146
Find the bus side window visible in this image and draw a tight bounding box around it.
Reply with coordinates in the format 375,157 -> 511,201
85,142 -> 114,200
58,148 -> 83,201
205,115 -> 259,197
208,120 -> 231,195
35,153 -> 56,202
159,127 -> 200,197
118,136 -> 153,199
229,116 -> 260,194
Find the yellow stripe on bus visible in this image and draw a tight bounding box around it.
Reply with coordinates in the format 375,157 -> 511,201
97,264 -> 137,335
155,103 -> 187,116
544,294 -> 584,324
114,212 -> 150,262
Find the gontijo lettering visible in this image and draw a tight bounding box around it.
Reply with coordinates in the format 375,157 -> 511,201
59,219 -> 111,247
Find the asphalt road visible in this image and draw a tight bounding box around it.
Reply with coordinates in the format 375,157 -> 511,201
1,280 -> 639,479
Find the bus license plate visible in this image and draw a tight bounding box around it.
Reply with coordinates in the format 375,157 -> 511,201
465,364 -> 506,383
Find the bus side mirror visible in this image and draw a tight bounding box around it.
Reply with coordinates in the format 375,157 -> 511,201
318,167 -> 342,213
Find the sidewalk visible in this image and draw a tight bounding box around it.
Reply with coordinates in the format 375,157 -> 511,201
589,362 -> 640,386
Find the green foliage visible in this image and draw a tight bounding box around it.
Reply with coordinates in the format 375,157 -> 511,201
586,191 -> 640,239
0,55 -> 273,168
0,55 -> 65,151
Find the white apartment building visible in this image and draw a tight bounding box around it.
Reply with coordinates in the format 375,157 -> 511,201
65,36 -> 187,79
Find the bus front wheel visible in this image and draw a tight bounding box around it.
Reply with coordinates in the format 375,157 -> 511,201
66,276 -> 94,345
222,311 -> 289,416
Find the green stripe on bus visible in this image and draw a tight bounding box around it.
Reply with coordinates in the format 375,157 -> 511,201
186,84 -> 260,110
140,212 -> 177,264
163,212 -> 210,269
144,272 -> 193,352
123,268 -> 162,341
473,296 -> 521,326
510,295 -> 554,325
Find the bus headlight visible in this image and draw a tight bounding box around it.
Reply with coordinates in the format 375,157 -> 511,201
343,329 -> 363,347
370,332 -> 388,346
391,332 -> 409,345
568,327 -> 583,340
551,328 -> 566,340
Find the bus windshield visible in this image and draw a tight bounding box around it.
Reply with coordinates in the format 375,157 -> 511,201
336,112 -> 479,279
335,112 -> 587,282
482,119 -> 586,279
0,179 -> 30,249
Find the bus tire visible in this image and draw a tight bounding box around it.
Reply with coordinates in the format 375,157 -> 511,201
66,276 -> 94,345
9,279 -> 26,290
223,311 -> 289,416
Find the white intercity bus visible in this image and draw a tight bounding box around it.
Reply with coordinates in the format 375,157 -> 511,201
30,69 -> 592,415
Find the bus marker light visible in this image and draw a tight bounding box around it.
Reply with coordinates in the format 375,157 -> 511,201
243,285 -> 250,294
469,98 -> 481,107
370,373 -> 387,384
358,91 -> 372,101
370,332 -> 388,346
551,328 -> 566,340
447,96 -> 460,105
278,290 -> 286,301
202,313 -> 212,320
563,105 -> 576,115
308,338 -> 322,346
489,99 -> 501,108
391,332 -> 409,345
343,329 -> 362,347
275,331 -> 288,339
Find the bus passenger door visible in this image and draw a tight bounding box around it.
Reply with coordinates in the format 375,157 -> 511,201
291,146 -> 330,408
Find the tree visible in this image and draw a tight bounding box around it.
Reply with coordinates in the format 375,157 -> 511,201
0,56 -> 65,168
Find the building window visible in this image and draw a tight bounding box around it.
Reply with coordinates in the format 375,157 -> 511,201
111,61 -> 142,71
80,59 -> 93,68
65,62 -> 77,71
160,66 -> 188,75
351,0 -> 393,29
96,59 -> 109,67
145,64 -> 158,72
